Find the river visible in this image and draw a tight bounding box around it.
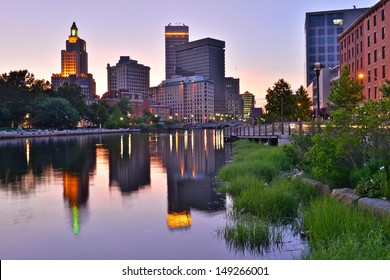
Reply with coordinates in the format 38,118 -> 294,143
0,130 -> 306,260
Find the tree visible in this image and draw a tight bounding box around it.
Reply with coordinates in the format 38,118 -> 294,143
115,97 -> 133,116
328,65 -> 364,111
265,79 -> 295,122
294,86 -> 313,121
56,84 -> 88,117
379,79 -> 390,98
0,70 -> 52,127
32,97 -> 79,129
105,107 -> 127,129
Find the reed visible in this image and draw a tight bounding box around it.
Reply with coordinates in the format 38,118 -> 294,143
303,198 -> 390,259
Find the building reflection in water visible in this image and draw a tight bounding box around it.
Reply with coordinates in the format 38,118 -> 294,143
152,130 -> 229,230
106,133 -> 151,194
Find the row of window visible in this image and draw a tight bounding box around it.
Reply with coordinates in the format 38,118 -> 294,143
342,45 -> 386,65
309,45 -> 340,54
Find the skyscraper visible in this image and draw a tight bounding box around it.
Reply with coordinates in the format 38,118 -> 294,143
165,23 -> 189,80
176,38 -> 225,116
107,56 -> 150,100
225,77 -> 240,119
52,22 -> 96,99
305,7 -> 369,86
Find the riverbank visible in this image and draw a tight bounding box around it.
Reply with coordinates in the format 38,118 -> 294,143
0,127 -> 141,140
216,140 -> 390,259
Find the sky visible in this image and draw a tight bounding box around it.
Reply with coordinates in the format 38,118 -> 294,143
0,0 -> 379,107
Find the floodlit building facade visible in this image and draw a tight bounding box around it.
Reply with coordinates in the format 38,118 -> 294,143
51,22 -> 96,100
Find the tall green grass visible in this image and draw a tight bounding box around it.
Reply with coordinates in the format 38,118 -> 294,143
218,140 -> 291,183
303,198 -> 390,259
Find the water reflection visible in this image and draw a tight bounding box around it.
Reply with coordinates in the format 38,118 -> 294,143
0,131 -> 228,235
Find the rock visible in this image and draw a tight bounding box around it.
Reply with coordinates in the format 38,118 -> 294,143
331,188 -> 360,205
301,178 -> 331,196
357,197 -> 390,216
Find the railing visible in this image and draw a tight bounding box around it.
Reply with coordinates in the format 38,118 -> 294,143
223,122 -> 307,139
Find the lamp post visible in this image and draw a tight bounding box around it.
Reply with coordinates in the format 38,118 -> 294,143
358,73 -> 381,99
313,62 -> 323,119
280,95 -> 284,134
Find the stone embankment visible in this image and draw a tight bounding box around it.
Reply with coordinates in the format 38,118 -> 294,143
293,173 -> 390,216
0,128 -> 140,139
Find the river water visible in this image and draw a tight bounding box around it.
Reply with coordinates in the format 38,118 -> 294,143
0,130 -> 306,260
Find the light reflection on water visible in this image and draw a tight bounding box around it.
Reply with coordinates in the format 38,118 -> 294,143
0,130 -> 306,260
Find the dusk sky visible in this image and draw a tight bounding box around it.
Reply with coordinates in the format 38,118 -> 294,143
1,0 -> 378,106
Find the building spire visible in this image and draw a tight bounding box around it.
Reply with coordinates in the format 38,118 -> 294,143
70,22 -> 78,37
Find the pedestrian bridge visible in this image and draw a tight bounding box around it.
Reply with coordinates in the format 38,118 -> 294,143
223,122 -> 307,145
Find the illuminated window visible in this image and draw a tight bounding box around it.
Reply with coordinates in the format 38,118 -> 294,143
333,19 -> 343,25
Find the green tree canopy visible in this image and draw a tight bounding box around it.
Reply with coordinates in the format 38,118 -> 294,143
294,86 -> 313,121
328,65 -> 364,111
32,97 -> 79,129
265,79 -> 295,122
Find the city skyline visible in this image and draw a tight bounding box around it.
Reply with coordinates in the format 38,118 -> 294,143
1,0 -> 378,107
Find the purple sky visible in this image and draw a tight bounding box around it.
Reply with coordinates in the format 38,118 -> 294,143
1,0 -> 378,107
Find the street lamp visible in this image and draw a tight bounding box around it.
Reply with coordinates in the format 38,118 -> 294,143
280,95 -> 284,134
312,62 -> 324,119
358,73 -> 382,99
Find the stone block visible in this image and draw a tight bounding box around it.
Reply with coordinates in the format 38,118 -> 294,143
331,188 -> 360,205
357,197 -> 390,216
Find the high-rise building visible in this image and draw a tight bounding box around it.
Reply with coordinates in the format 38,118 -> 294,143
305,7 -> 369,86
225,77 -> 240,119
165,23 -> 189,80
176,38 -> 225,116
240,91 -> 255,119
52,22 -> 96,100
340,0 -> 390,102
106,56 -> 150,100
149,76 -> 214,124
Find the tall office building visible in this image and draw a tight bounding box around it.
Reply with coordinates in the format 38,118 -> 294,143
305,7 -> 369,86
176,38 -> 226,116
149,76 -> 214,124
225,77 -> 240,118
52,22 -> 96,99
165,23 -> 189,80
107,56 -> 150,100
240,91 -> 255,119
340,0 -> 390,101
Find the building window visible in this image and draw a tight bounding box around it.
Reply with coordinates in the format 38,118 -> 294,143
383,46 -> 386,59
327,36 -> 335,44
374,49 -> 377,62
368,35 -> 371,47
368,70 -> 371,82
368,52 -> 371,65
328,46 -> 335,52
367,19 -> 370,31
318,46 -> 325,53
382,9 -> 385,21
368,88 -> 371,100
327,28 -> 334,35
383,65 -> 386,79
374,87 -> 377,99
318,29 -> 325,35
374,67 -> 378,78
309,15 -> 325,27
382,27 -> 385,40
328,54 -> 335,61
309,29 -> 316,36
337,27 -> 344,34
374,32 -> 377,44
318,37 -> 325,45
374,15 -> 377,27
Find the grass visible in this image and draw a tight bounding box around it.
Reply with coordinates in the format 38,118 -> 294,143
218,214 -> 283,253
218,140 -> 390,259
217,140 -> 319,252
217,140 -> 291,183
303,198 -> 390,259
